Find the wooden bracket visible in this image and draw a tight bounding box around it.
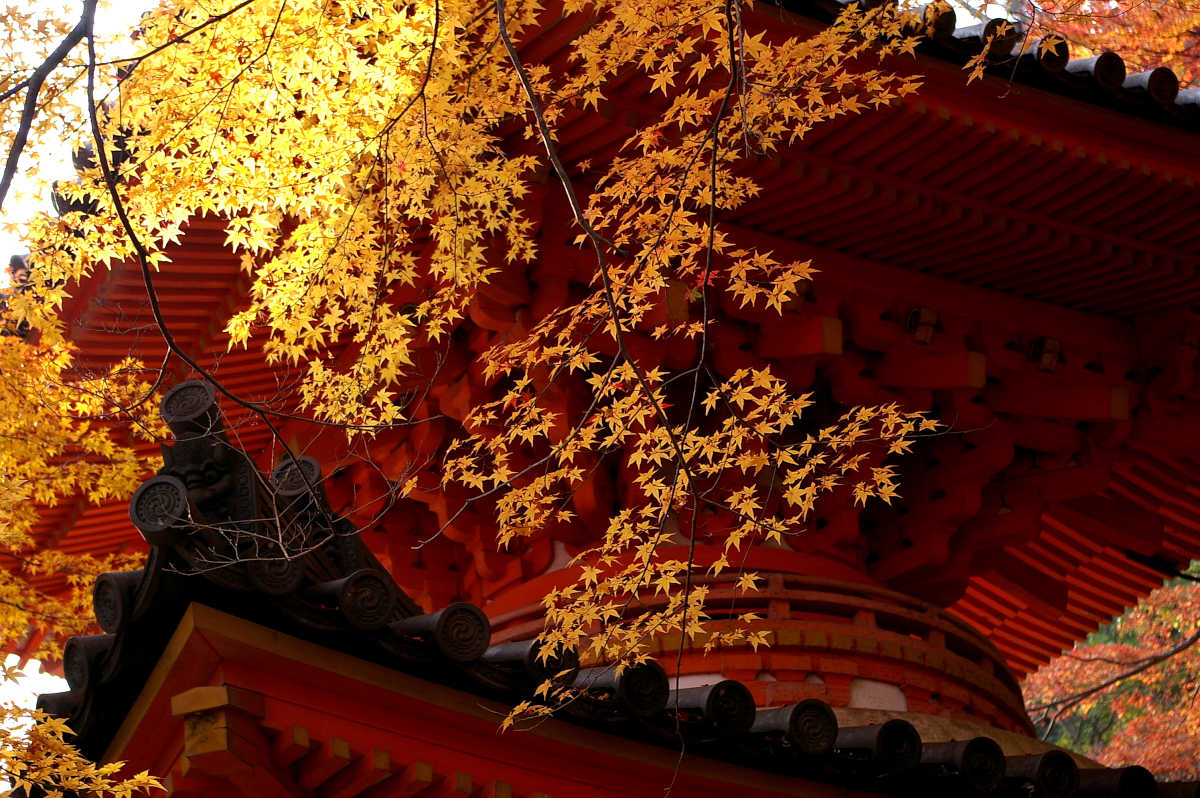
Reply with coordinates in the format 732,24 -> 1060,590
172,685 -> 303,798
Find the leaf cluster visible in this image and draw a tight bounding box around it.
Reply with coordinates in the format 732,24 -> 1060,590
1023,571 -> 1200,780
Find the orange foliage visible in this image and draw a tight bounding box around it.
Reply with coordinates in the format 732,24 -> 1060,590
1023,577 -> 1200,780
1015,0 -> 1200,85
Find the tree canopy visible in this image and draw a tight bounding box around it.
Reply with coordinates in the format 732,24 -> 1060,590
0,0 -> 930,661
1023,569 -> 1200,781
0,0 -> 932,787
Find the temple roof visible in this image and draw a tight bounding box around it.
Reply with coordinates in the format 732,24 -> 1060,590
796,0 -> 1200,133
37,401 -> 1193,795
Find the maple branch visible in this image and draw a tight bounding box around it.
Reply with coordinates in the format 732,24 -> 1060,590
76,7 -> 456,582
494,0 -> 699,498
39,352 -> 170,441
1028,627 -> 1200,716
670,0 -> 741,775
0,594 -> 83,624
495,11 -> 738,754
0,0 -> 96,212
0,75 -> 35,106
493,0 -> 700,511
551,10 -> 756,624
106,0 -> 257,71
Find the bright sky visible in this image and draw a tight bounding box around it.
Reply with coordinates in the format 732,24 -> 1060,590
0,0 -> 157,262
0,656 -> 68,794
2,653 -> 67,710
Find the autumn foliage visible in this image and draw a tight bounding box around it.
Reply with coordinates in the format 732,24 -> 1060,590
1023,573 -> 1200,781
0,0 -> 1195,792
999,0 -> 1200,85
0,660 -> 159,797
4,0 -> 931,677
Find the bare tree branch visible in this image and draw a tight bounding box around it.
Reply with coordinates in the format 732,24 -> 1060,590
0,0 -> 97,211
1029,627 -> 1200,715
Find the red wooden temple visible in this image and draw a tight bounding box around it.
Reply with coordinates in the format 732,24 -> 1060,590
18,0 -> 1200,795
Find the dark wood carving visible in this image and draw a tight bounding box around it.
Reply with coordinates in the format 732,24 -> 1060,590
1025,37 -> 1069,72
751,700 -> 839,756
668,681 -> 756,737
245,542 -> 308,596
921,737 -> 1006,793
126,382 -> 377,609
92,570 -> 144,633
390,602 -> 491,663
952,20 -> 1019,59
62,634 -> 114,692
307,569 -> 398,630
35,690 -> 81,719
1005,751 -> 1079,798
573,661 -> 670,718
482,638 -> 581,687
1065,53 -> 1126,90
129,475 -> 190,545
835,719 -> 922,772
